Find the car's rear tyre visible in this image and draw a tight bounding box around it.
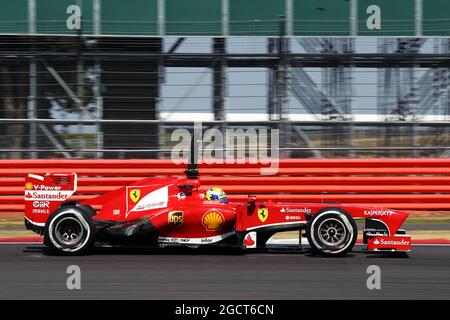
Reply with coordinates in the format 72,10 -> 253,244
307,209 -> 357,256
44,206 -> 95,255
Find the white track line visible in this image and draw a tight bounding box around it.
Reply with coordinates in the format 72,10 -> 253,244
0,242 -> 42,245
267,238 -> 450,247
0,239 -> 449,246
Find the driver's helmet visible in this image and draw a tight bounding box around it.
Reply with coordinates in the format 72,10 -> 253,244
205,187 -> 228,203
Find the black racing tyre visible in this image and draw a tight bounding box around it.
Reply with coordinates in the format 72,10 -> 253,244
44,206 -> 96,255
306,209 -> 357,257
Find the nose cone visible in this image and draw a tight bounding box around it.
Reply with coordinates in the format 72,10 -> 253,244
394,209 -> 409,221
385,209 -> 409,235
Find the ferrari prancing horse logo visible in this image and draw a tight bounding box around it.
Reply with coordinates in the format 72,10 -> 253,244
129,189 -> 141,203
258,208 -> 268,222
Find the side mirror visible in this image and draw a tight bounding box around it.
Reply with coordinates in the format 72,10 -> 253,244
177,179 -> 200,189
248,195 -> 257,204
178,184 -> 193,189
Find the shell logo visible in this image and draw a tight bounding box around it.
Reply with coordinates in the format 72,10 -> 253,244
202,211 -> 224,231
25,182 -> 33,190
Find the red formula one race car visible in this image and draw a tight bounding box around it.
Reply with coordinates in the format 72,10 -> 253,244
24,157 -> 412,256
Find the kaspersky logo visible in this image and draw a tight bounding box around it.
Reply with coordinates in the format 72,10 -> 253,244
364,209 -> 395,217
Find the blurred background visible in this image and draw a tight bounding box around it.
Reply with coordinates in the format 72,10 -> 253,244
0,2 -> 450,302
0,0 -> 450,160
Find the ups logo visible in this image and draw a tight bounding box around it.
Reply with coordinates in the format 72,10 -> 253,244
168,211 -> 183,226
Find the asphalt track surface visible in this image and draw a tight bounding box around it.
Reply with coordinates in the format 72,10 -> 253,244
0,244 -> 449,299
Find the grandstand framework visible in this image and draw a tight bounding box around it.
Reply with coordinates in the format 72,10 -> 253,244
0,1 -> 449,159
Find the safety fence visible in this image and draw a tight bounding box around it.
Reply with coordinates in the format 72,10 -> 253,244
1,158 -> 450,215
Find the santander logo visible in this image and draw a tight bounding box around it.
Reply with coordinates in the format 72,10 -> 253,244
379,239 -> 410,246
280,207 -> 312,214
372,238 -> 410,246
244,234 -> 255,246
24,190 -> 72,201
243,232 -> 257,248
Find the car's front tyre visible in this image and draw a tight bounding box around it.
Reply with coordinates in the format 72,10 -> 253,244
307,209 -> 357,256
44,206 -> 95,255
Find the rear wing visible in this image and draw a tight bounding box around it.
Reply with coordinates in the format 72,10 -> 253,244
24,173 -> 77,229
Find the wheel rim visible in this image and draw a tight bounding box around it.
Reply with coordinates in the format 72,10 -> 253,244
55,217 -> 84,246
318,218 -> 347,247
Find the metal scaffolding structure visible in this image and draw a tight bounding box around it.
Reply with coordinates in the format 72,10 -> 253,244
0,15 -> 450,159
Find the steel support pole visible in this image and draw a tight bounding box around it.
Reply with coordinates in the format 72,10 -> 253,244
28,61 -> 37,159
158,0 -> 165,37
94,0 -> 102,158
410,63 -> 419,157
77,0 -> 85,158
447,39 -> 450,121
415,0 -> 423,36
285,0 -> 293,36
28,0 -> 37,159
222,0 -> 229,37
267,38 -> 277,120
93,0 -> 101,35
446,39 -> 450,157
346,38 -> 355,158
212,38 -> 226,122
76,57 -> 85,157
157,0 -> 165,157
350,0 -> 358,36
277,15 -> 289,158
157,40 -> 164,158
94,60 -> 103,159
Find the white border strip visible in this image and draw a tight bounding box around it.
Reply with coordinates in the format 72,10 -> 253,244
267,238 -> 450,247
0,238 -> 449,246
24,216 -> 45,227
247,221 -> 306,231
158,231 -> 235,245
0,242 -> 43,245
28,173 -> 44,181
267,238 -> 309,245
